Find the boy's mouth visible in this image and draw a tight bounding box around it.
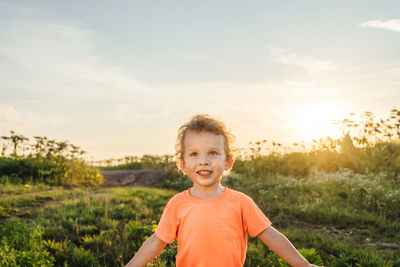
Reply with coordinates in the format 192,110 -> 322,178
197,170 -> 212,175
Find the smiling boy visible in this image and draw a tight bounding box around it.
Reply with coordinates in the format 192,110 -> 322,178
126,114 -> 322,267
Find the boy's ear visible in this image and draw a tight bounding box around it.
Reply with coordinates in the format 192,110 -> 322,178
180,159 -> 186,173
225,154 -> 234,170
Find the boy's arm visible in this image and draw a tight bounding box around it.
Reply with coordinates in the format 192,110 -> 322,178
125,233 -> 167,267
258,226 -> 321,267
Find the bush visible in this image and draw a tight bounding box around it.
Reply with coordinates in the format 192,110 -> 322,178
0,156 -> 103,187
0,219 -> 55,266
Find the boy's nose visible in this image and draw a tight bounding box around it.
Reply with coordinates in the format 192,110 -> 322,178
199,156 -> 210,165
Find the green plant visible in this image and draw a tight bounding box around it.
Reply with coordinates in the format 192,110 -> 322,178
0,220 -> 54,266
278,248 -> 323,266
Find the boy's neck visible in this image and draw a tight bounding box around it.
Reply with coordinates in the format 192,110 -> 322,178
190,183 -> 225,200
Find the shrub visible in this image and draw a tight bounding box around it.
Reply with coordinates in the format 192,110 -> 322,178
0,156 -> 103,187
0,219 -> 54,266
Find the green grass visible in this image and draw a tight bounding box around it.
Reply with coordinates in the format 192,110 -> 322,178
0,185 -> 177,266
0,183 -> 53,195
1,171 -> 399,266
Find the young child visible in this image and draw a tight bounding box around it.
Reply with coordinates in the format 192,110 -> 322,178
126,114 -> 322,267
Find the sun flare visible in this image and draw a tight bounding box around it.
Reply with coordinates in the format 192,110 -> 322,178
295,102 -> 345,141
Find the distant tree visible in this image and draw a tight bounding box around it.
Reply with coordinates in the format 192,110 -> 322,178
1,130 -> 29,156
56,141 -> 70,158
33,136 -> 48,157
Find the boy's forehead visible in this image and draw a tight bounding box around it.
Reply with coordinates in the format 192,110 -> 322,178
184,130 -> 225,147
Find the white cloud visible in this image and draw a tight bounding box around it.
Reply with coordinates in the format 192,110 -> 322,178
266,46 -> 339,74
0,19 -> 149,94
0,103 -> 63,131
361,19 -> 400,32
110,104 -> 170,120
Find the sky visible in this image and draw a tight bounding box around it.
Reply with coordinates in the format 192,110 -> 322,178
0,0 -> 399,161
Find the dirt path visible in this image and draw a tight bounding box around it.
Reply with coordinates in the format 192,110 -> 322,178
101,169 -> 166,187
290,219 -> 400,251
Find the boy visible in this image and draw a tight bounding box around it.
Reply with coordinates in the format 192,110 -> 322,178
126,114 -> 322,267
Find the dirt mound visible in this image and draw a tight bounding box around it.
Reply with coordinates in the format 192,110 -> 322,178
101,169 -> 166,187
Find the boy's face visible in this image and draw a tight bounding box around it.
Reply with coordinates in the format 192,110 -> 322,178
180,130 -> 233,190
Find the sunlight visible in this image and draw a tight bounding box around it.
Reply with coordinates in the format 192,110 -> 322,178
295,102 -> 345,141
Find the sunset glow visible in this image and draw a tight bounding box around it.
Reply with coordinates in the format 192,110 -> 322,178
295,102 -> 345,141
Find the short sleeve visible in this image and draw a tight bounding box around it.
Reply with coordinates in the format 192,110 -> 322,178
155,197 -> 180,243
243,196 -> 271,237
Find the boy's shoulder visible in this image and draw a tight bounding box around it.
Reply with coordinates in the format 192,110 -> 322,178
227,187 -> 253,202
165,189 -> 188,206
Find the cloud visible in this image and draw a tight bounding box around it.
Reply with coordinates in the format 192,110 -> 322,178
361,19 -> 400,32
110,104 -> 170,120
266,46 -> 339,74
0,4 -> 161,116
0,19 -> 148,94
0,103 -> 63,131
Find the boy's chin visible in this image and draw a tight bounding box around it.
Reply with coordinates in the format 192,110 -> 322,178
191,178 -> 223,187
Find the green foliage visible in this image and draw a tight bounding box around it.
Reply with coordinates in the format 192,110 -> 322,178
126,221 -> 157,251
0,131 -> 102,186
0,220 -> 54,266
231,138 -> 400,180
0,156 -> 103,187
69,246 -> 97,267
155,167 -> 192,192
44,239 -> 69,263
16,187 -> 174,266
278,248 -> 323,266
100,154 -> 174,170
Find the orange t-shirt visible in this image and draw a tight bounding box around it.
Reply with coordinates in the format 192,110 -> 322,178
155,187 -> 271,267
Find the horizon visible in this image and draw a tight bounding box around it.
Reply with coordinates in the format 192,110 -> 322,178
1,107 -> 398,164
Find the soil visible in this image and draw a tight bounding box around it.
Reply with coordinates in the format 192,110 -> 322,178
101,169 -> 167,187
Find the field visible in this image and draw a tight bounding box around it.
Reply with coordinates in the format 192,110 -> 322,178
1,110 -> 400,266
1,168 -> 399,266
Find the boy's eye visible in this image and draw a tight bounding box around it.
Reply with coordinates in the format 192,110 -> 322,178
209,151 -> 218,155
190,152 -> 198,156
